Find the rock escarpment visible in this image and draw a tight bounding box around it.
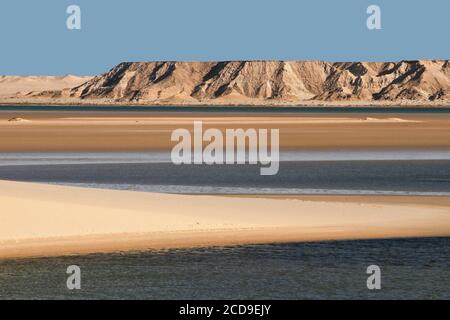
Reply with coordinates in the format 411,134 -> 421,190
8,60 -> 450,105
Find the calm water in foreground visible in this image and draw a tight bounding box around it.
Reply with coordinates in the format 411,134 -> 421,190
0,238 -> 449,299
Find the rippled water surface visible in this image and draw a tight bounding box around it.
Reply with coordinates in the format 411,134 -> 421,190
0,154 -> 449,195
1,238 -> 449,299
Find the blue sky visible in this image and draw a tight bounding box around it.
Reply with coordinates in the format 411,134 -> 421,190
0,0 -> 448,75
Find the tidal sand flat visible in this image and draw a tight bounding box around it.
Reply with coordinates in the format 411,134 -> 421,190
0,110 -> 450,151
1,180 -> 449,259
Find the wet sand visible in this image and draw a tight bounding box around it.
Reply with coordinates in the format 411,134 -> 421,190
0,111 -> 449,151
234,195 -> 450,208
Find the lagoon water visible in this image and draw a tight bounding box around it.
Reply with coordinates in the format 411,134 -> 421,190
0,238 -> 449,299
0,153 -> 449,195
1,105 -> 450,113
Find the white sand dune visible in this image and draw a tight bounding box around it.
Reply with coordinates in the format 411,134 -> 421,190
0,75 -> 92,98
0,180 -> 449,259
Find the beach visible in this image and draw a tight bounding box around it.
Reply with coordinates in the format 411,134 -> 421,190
1,179 -> 449,259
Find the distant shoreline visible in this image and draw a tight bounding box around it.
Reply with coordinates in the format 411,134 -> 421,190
2,104 -> 450,112
1,100 -> 450,108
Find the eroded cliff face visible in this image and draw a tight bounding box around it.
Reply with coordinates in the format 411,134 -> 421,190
14,60 -> 450,105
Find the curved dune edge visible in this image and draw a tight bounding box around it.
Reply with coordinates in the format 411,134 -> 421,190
0,180 -> 449,259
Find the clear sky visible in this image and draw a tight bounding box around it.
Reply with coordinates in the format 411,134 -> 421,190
0,0 -> 448,75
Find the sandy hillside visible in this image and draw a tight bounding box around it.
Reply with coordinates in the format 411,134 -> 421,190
0,75 -> 92,98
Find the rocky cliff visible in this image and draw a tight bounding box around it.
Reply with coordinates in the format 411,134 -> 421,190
7,60 -> 450,105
